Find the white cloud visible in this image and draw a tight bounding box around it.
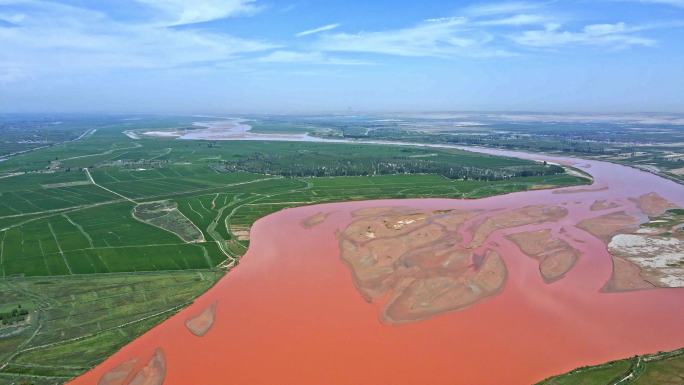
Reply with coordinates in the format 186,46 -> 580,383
0,0 -> 276,82
616,0 -> 684,7
316,17 -> 512,57
463,1 -> 542,16
511,22 -> 657,48
296,23 -> 340,37
258,50 -> 371,65
478,14 -> 549,26
136,0 -> 260,25
0,12 -> 26,24
310,2 -> 662,58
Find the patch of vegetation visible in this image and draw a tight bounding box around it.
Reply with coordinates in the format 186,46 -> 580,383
642,209 -> 684,237
0,271 -> 222,384
133,200 -> 204,242
537,348 -> 684,385
215,146 -> 565,180
0,306 -> 29,327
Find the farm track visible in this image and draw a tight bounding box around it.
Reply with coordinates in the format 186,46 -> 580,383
0,177 -> 281,230
85,168 -> 137,204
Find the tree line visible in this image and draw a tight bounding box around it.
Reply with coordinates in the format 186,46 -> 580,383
215,152 -> 564,181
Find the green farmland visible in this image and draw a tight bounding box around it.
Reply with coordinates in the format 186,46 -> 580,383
537,348 -> 684,385
0,116 -> 590,384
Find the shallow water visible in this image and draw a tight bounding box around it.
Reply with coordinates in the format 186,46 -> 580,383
70,148 -> 684,385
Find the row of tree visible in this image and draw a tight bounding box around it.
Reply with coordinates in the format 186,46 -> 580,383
215,153 -> 564,181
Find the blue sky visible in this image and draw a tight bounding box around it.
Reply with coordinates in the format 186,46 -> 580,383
1,0 -> 683,113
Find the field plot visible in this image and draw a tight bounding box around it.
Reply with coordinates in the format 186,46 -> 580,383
91,167 -> 266,200
133,201 -> 204,243
0,271 -> 222,385
1,202 -> 218,276
0,171 -> 119,218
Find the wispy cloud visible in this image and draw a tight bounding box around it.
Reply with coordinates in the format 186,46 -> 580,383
136,0 -> 261,26
511,22 -> 657,48
463,1 -> 542,16
296,23 -> 340,37
315,17 -> 512,57
614,0 -> 684,7
478,14 -> 550,26
258,50 -> 371,65
0,0 -> 276,83
311,2 -> 669,57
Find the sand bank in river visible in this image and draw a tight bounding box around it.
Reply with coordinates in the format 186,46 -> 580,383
576,193 -> 684,291
97,359 -> 137,385
338,206 -> 573,323
552,185 -> 609,194
185,302 -> 217,337
98,349 -> 165,385
590,199 -> 620,211
632,192 -> 677,216
604,193 -> 684,290
302,212 -> 332,228
577,211 -> 641,243
468,205 -> 568,248
506,229 -> 579,283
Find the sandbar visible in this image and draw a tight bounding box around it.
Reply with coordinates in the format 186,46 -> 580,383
185,302 -> 217,337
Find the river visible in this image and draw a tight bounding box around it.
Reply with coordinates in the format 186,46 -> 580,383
69,144 -> 684,385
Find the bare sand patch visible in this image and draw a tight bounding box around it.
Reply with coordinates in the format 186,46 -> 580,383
632,192 -> 677,217
384,251 -> 506,323
142,131 -> 183,138
576,211 -> 640,242
581,199 -> 684,291
608,234 -> 684,288
123,131 -> 140,140
604,256 -> 655,292
590,200 -> 620,211
302,212 -> 331,228
128,349 -> 166,385
343,208 -> 431,244
229,225 -> 251,241
185,302 -> 217,337
98,359 -> 137,385
506,230 -> 579,283
339,207 -> 546,323
553,185 -> 609,194
468,205 -> 568,248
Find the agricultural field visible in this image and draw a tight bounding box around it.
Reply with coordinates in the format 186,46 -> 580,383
0,115 -> 591,384
0,271 -> 222,385
537,349 -> 684,385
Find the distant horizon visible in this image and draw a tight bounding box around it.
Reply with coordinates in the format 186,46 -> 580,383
3,110 -> 684,116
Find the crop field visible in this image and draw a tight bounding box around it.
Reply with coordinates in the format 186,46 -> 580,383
0,270 -> 222,385
0,116 -> 590,383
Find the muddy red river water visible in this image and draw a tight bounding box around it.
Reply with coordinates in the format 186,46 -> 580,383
70,147 -> 684,385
